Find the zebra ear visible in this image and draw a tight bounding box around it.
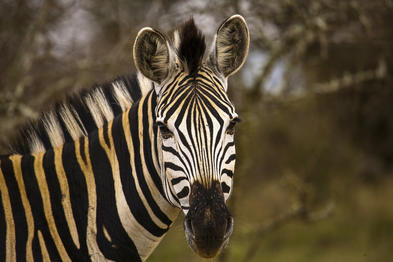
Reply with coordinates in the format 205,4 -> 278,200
211,15 -> 250,78
133,27 -> 172,84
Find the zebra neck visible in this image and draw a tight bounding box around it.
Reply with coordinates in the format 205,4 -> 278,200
85,90 -> 180,260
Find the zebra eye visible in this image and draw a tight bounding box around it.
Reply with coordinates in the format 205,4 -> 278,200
226,118 -> 241,135
157,122 -> 173,139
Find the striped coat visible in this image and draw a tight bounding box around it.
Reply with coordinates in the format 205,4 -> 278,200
0,15 -> 249,261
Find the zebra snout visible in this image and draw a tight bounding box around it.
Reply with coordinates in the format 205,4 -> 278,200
184,212 -> 233,258
184,181 -> 234,258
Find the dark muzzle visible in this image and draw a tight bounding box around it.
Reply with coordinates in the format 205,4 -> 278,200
184,181 -> 234,258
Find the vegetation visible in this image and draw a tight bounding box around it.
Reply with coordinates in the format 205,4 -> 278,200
1,0 -> 392,261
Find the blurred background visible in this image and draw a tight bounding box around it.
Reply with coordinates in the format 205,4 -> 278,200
1,0 -> 393,261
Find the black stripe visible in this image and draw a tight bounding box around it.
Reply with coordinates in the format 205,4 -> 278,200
165,162 -> 184,172
166,72 -> 185,94
118,101 -> 167,237
79,136 -> 87,164
21,154 -> 62,260
122,74 -> 142,103
1,158 -> 27,261
185,96 -> 199,175
142,92 -> 165,196
198,81 -> 233,112
199,88 -> 232,116
42,149 -> 82,260
221,169 -> 234,178
102,122 -> 111,146
142,94 -> 173,226
195,102 -> 209,180
219,141 -> 235,169
171,176 -> 188,186
90,129 -> 117,259
176,130 -> 197,175
68,94 -> 97,133
221,182 -> 231,194
157,73 -> 182,107
197,75 -> 227,98
159,78 -> 188,116
35,120 -> 52,152
176,73 -> 191,87
198,96 -> 215,165
164,178 -> 181,206
102,81 -> 122,116
162,143 -> 192,177
222,141 -> 235,156
55,104 -> 73,142
129,102 -> 172,230
212,76 -> 224,88
32,233 -> 42,261
199,91 -> 231,120
225,154 -> 236,165
89,127 -> 142,260
117,113 -> 167,237
172,78 -> 194,99
62,141 -> 90,258
164,87 -> 193,122
107,115 -> 140,260
176,186 -> 189,199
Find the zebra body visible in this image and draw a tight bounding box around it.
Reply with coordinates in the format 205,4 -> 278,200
0,15 -> 249,261
1,86 -> 179,261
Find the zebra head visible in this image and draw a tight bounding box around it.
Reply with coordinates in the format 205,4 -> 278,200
133,15 -> 249,258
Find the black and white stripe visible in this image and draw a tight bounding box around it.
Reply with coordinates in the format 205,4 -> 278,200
155,67 -> 238,211
0,15 -> 249,261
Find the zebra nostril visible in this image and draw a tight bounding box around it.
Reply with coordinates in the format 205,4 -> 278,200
224,216 -> 234,239
184,218 -> 195,239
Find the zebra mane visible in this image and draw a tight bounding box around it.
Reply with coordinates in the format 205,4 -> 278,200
178,18 -> 206,76
10,73 -> 153,154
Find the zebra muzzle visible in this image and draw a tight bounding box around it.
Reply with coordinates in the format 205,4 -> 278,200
184,181 -> 234,258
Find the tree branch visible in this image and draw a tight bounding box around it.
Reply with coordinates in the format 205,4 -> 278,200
242,202 -> 334,262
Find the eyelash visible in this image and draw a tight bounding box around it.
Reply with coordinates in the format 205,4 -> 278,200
226,118 -> 241,135
156,122 -> 173,139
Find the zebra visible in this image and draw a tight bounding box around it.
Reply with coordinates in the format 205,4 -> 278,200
0,14 -> 249,261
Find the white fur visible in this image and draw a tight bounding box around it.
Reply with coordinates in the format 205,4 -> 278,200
59,105 -> 87,140
112,81 -> 133,111
84,88 -> 114,128
42,111 -> 65,149
85,94 -> 104,128
172,30 -> 180,50
137,72 -> 154,96
28,131 -> 45,153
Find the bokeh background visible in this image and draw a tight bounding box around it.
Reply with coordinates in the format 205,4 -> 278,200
1,0 -> 393,261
